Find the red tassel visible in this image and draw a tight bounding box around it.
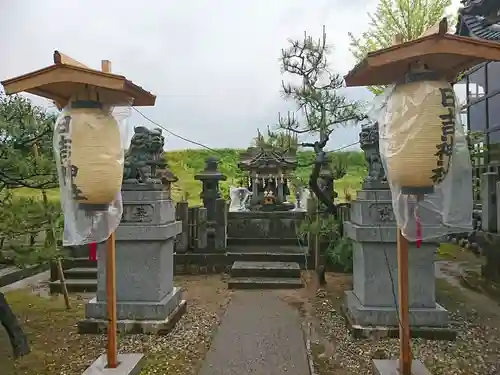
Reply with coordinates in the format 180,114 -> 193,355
89,242 -> 97,261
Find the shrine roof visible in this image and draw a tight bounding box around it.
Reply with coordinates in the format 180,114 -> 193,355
238,147 -> 297,171
456,0 -> 500,41
460,0 -> 499,16
457,14 -> 500,40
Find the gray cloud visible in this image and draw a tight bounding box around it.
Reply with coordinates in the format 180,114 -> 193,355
1,0 -> 383,150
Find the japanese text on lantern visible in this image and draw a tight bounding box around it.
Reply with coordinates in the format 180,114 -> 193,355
432,88 -> 455,184
55,115 -> 88,201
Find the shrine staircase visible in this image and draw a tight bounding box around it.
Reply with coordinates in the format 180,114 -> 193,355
227,260 -> 303,289
49,245 -> 97,294
224,238 -> 307,290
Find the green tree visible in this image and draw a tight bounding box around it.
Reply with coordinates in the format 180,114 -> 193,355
252,127 -> 298,152
349,0 -> 453,94
0,93 -> 57,191
0,93 -> 61,265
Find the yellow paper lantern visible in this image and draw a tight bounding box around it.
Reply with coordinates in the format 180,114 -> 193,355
383,79 -> 455,194
55,100 -> 123,210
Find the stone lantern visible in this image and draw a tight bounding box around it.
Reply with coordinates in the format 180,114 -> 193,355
195,157 -> 227,250
195,156 -> 227,222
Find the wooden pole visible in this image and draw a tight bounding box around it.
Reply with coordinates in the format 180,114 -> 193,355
56,259 -> 71,310
386,34 -> 411,375
101,59 -> 118,369
397,227 -> 411,375
105,232 -> 118,368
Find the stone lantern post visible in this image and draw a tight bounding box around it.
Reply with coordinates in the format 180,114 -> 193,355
80,127 -> 185,336
195,156 -> 227,250
342,122 -> 452,339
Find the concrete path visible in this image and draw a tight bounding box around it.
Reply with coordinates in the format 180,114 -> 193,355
199,290 -> 310,375
0,271 -> 49,293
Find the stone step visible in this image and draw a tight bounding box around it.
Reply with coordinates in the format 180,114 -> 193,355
60,257 -> 97,269
226,252 -> 310,268
64,267 -> 97,280
227,238 -> 304,247
231,261 -> 301,278
227,244 -> 306,254
228,277 -> 303,290
50,258 -> 96,283
49,279 -> 97,294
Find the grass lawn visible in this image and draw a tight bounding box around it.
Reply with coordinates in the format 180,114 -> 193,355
11,188 -> 59,201
0,275 -> 231,375
0,288 -> 86,375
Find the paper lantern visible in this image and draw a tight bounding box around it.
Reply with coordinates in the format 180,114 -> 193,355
383,79 -> 455,195
55,100 -> 123,210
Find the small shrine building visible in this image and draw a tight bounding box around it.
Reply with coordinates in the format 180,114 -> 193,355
237,146 -> 297,211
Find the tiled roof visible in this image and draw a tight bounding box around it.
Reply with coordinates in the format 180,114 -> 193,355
460,0 -> 498,15
458,14 -> 500,40
238,147 -> 297,170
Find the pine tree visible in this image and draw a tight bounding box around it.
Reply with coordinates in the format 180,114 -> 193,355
277,26 -> 365,214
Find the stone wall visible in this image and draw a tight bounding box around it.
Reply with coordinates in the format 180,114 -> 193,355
227,211 -> 307,245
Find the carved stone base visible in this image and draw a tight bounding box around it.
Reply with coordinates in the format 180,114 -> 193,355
79,299 -> 187,335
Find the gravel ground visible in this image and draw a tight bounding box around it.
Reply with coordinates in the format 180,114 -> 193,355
288,272 -> 500,375
3,265 -> 500,375
0,275 -> 231,375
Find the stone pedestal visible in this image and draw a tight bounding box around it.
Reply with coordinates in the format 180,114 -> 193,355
78,189 -> 186,335
82,354 -> 144,375
343,188 -> 454,339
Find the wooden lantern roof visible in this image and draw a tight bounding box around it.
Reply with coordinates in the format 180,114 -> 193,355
344,18 -> 500,87
1,51 -> 156,107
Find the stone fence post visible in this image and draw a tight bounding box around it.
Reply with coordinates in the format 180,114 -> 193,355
175,201 -> 189,253
197,207 -> 208,250
214,198 -> 227,251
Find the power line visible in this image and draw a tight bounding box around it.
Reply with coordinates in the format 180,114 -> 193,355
132,106 -> 360,155
328,141 -> 360,153
132,107 -> 220,153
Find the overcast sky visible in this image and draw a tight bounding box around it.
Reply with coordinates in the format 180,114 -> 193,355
0,0 -> 461,151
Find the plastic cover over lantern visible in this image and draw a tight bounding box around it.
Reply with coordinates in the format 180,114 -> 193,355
368,77 -> 473,242
53,98 -> 132,246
